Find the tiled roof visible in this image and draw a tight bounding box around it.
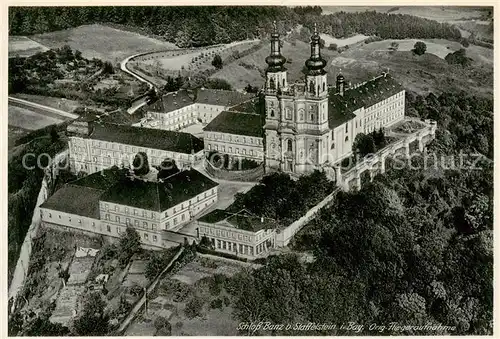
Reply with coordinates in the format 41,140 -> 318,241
228,97 -> 263,114
329,74 -> 404,129
195,88 -> 254,107
148,90 -> 194,113
70,166 -> 127,191
100,169 -> 218,212
40,185 -> 104,219
89,122 -> 204,154
203,111 -> 263,137
198,209 -> 276,232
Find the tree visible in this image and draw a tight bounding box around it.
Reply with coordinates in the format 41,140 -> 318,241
50,126 -> 60,142
154,316 -> 172,336
211,54 -> 223,69
118,226 -> 141,266
413,41 -> 427,55
244,83 -> 259,93
102,61 -> 114,75
73,292 -> 109,336
203,78 -> 232,90
328,43 -> 338,51
132,152 -> 150,176
352,133 -> 376,157
157,158 -> 179,180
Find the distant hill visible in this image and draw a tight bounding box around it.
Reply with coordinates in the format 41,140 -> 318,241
9,6 -> 463,48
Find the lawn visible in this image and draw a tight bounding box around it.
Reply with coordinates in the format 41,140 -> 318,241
30,24 -> 178,63
9,36 -> 49,58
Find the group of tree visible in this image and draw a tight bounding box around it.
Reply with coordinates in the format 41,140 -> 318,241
8,125 -> 67,285
9,6 -> 462,48
445,48 -> 473,67
413,41 -> 427,55
211,54 -> 223,69
226,88 -> 492,335
244,83 -> 260,93
228,170 -> 335,226
352,128 -> 387,157
162,74 -> 185,92
406,91 -> 493,159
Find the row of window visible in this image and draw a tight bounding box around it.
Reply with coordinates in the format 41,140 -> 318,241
210,238 -> 255,255
205,133 -> 262,145
201,226 -> 253,242
207,144 -> 261,157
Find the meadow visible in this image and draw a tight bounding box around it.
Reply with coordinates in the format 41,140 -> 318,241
30,24 -> 178,63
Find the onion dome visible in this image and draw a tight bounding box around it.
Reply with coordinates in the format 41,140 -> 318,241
266,21 -> 286,72
305,23 -> 327,75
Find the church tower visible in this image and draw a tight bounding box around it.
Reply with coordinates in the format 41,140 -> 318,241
264,21 -> 288,172
264,21 -> 331,175
293,23 -> 330,173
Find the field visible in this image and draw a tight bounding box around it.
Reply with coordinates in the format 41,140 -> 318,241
320,34 -> 369,47
140,40 -> 260,72
211,39 -> 337,89
30,24 -> 178,64
212,35 -> 493,98
9,36 -> 49,58
321,6 -> 489,22
11,94 -> 81,113
352,38 -> 493,61
321,6 -> 493,40
8,126 -> 30,150
8,105 -> 65,131
126,256 -> 246,336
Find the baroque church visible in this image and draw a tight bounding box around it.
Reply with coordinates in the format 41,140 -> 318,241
263,22 -> 405,174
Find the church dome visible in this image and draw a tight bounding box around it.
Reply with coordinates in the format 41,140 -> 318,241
266,54 -> 287,69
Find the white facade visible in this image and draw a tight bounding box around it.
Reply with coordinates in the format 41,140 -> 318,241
197,222 -> 276,258
69,137 -> 204,175
204,131 -> 264,161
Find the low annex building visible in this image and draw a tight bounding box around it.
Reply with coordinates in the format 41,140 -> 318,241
196,209 -> 277,258
67,121 -> 205,175
40,167 -> 219,248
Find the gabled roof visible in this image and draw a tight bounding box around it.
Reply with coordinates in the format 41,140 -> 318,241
329,74 -> 404,129
195,88 -> 254,107
89,122 -> 204,154
148,90 -> 194,113
203,111 -> 263,137
40,185 -> 104,219
70,166 -> 127,191
100,169 -> 218,212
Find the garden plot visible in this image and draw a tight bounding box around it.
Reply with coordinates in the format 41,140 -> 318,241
126,256 -> 246,336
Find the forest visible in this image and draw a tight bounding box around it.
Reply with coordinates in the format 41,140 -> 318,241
228,91 -> 493,335
9,6 -> 462,47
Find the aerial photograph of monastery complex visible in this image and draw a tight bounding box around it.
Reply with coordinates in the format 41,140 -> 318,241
7,5 -> 494,336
